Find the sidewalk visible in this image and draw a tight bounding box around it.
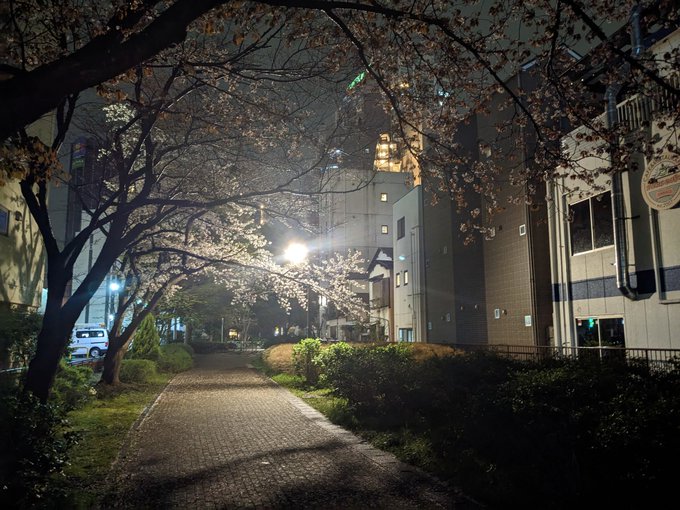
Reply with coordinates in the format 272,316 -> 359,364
105,353 -> 476,509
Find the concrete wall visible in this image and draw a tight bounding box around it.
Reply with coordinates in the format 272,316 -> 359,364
319,167 -> 412,272
549,29 -> 680,349
0,113 -> 53,310
393,186 -> 426,342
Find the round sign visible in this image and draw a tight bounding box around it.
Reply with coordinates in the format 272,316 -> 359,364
641,156 -> 680,210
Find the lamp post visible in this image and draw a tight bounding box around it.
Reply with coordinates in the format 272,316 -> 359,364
108,280 -> 121,330
284,242 -> 311,338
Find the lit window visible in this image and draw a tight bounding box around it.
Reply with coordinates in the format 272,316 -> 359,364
403,270 -> 409,285
576,317 -> 625,348
381,225 -> 389,234
569,192 -> 613,255
0,206 -> 8,236
396,272 -> 401,287
380,192 -> 388,202
397,217 -> 405,239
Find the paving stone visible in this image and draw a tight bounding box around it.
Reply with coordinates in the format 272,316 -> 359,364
104,353 -> 478,509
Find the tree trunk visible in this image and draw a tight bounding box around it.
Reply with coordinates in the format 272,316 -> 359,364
186,322 -> 193,344
101,339 -> 131,385
22,268 -> 74,401
23,308 -> 73,401
23,239 -> 120,400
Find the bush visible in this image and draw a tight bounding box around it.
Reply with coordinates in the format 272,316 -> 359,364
292,338 -> 322,385
0,308 -> 42,369
157,344 -> 193,373
0,392 -> 78,508
165,342 -> 194,356
50,360 -> 95,411
119,359 -> 157,384
128,314 -> 161,360
318,342 -> 414,425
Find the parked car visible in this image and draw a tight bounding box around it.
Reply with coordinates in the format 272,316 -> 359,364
69,325 -> 109,358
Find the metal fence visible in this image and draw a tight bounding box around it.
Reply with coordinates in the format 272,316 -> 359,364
451,343 -> 680,371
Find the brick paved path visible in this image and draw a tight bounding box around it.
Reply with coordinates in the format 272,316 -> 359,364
105,353 -> 475,509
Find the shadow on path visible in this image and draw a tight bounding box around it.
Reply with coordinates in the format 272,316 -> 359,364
105,353 -> 475,509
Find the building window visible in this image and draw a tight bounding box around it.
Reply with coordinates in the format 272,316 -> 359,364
380,192 -> 388,202
576,317 -> 625,349
381,224 -> 389,234
569,191 -> 613,255
398,328 -> 413,342
396,272 -> 401,287
397,217 -> 405,239
403,270 -> 409,285
0,206 -> 9,236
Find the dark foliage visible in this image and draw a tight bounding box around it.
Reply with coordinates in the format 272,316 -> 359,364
49,359 -> 95,412
0,392 -> 78,508
319,347 -> 680,508
318,343 -> 415,428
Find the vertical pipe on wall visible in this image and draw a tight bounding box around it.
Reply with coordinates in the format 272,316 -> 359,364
606,5 -> 643,301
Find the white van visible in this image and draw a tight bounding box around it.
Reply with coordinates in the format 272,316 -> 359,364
69,324 -> 109,358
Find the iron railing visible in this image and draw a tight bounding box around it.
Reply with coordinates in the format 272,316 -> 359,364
450,343 -> 680,371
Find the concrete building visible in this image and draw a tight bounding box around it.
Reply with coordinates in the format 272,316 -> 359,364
49,135 -> 117,328
393,186 -> 427,342
393,67 -> 553,347
367,248 -> 394,341
548,29 -> 680,351
0,114 -> 53,314
317,80 -> 415,341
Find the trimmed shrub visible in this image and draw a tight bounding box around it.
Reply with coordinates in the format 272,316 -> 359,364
166,342 -> 194,356
50,359 -> 95,411
128,314 -> 161,360
292,338 -> 322,385
158,344 -> 193,373
318,343 -> 414,424
119,359 -> 157,384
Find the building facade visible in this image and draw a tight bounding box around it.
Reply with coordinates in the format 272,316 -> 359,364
548,29 -> 680,350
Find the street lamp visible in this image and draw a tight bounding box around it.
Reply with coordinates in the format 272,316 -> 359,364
106,279 -> 121,330
284,242 -> 311,337
284,242 -> 308,265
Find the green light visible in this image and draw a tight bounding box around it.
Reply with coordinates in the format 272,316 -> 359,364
347,71 -> 366,91
588,318 -> 595,328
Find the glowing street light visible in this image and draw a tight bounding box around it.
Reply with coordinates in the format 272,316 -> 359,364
284,242 -> 308,265
109,281 -> 121,292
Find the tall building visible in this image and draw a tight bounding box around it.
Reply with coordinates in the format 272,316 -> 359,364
318,79 -> 415,340
391,66 -> 553,347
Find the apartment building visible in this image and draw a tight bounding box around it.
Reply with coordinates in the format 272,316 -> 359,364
548,28 -> 680,350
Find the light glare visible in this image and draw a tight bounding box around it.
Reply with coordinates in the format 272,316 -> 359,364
284,242 -> 308,264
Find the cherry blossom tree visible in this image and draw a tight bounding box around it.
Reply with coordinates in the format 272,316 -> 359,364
2,0 -> 679,399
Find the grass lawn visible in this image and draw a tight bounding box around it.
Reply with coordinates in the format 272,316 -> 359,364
57,373 -> 172,509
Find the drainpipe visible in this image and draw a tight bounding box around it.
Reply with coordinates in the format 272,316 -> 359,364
606,5 -> 642,301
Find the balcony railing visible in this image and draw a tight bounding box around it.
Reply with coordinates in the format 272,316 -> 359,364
450,343 -> 680,371
617,73 -> 680,130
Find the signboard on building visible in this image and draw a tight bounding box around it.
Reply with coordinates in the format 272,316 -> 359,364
642,155 -> 680,210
